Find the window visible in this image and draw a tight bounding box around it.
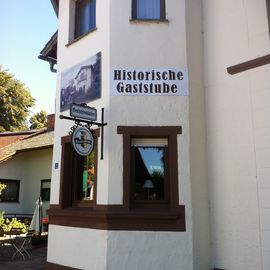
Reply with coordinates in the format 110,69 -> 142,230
131,138 -> 168,207
0,179 -> 20,202
73,151 -> 96,203
132,0 -> 166,20
40,180 -> 51,201
48,127 -> 185,231
117,126 -> 182,211
60,130 -> 99,208
75,0 -> 96,39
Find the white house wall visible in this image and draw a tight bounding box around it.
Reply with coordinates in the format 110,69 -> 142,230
107,0 -> 197,269
48,0 -> 270,269
186,0 -> 211,269
48,0 -> 200,269
0,148 -> 52,217
109,0 -> 189,203
203,0 -> 270,269
20,149 -> 52,216
0,154 -> 24,214
107,231 -> 193,270
51,0 -> 111,206
47,225 -> 107,270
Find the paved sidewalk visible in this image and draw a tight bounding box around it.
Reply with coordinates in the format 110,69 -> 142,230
0,245 -> 47,270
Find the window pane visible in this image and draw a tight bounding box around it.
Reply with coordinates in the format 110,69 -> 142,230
75,151 -> 95,201
0,180 -> 20,202
80,1 -> 91,35
41,188 -> 51,201
76,0 -> 96,38
137,0 -> 161,19
41,181 -> 51,189
41,180 -> 51,201
133,146 -> 165,201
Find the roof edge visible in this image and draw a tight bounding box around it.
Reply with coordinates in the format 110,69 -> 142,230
0,151 -> 16,163
51,0 -> 59,16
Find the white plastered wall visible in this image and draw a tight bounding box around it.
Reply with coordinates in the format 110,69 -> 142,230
203,0 -> 270,269
48,0 -> 196,269
48,0 -> 111,267
50,0 -> 111,206
47,225 -> 107,270
186,0 -> 211,269
106,1 -> 194,269
0,149 -> 52,216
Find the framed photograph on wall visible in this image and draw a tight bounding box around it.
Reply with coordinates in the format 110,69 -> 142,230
60,52 -> 101,112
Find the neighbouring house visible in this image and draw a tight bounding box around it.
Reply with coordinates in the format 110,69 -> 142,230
0,115 -> 55,219
0,129 -> 40,149
40,1 -> 270,270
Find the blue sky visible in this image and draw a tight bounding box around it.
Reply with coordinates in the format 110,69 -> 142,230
0,0 -> 57,115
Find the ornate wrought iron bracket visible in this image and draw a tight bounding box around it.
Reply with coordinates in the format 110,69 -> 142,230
59,108 -> 107,160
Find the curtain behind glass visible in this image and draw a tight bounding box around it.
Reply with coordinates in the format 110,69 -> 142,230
137,0 -> 160,19
76,0 -> 96,38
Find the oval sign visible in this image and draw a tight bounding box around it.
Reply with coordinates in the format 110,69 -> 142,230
72,126 -> 94,156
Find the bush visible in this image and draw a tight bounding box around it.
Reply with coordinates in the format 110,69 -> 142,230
1,217 -> 28,233
0,211 -> 4,227
0,213 -> 28,233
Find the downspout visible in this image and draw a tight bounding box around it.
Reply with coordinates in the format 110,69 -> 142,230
38,55 -> 57,73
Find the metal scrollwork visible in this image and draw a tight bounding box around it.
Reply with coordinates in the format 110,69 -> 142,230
60,107 -> 107,160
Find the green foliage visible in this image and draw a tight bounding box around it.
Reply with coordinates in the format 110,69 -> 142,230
1,217 -> 28,233
0,211 -> 4,228
87,151 -> 95,182
0,67 -> 35,132
29,110 -> 48,130
0,182 -> 6,195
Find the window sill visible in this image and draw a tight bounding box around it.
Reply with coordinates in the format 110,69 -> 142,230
129,18 -> 169,23
65,27 -> 97,47
47,204 -> 186,232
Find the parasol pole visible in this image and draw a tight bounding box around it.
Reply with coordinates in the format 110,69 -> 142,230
38,197 -> 43,235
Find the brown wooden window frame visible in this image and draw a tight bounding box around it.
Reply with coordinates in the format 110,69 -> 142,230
59,129 -> 99,209
47,127 -> 185,231
131,0 -> 166,21
130,138 -> 169,209
117,126 -> 182,212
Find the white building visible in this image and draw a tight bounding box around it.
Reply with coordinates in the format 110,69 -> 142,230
0,127 -> 54,219
41,0 -> 270,269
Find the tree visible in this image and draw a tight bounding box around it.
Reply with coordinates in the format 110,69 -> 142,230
0,67 -> 35,132
29,110 -> 48,130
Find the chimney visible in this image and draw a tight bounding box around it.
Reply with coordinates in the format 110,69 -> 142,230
47,114 -> 55,131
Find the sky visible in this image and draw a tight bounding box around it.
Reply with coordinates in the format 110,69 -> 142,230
0,0 -> 58,115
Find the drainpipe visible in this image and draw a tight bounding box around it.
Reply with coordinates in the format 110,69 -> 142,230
38,55 -> 57,73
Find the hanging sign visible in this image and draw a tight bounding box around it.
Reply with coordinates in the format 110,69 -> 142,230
111,67 -> 189,96
70,103 -> 97,121
72,126 -> 94,156
60,107 -> 107,160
